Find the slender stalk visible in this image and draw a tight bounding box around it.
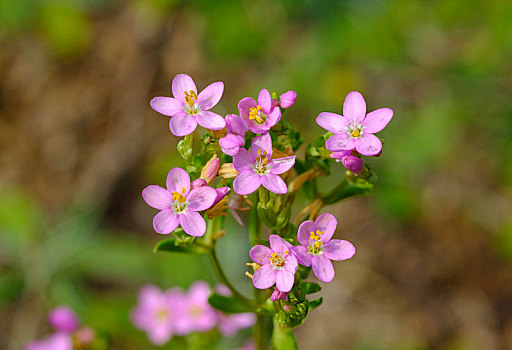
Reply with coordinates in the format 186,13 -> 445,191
254,314 -> 266,350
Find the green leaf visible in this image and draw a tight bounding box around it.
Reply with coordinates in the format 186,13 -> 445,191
153,237 -> 208,254
272,317 -> 298,350
308,297 -> 323,310
302,282 -> 321,294
208,293 -> 253,313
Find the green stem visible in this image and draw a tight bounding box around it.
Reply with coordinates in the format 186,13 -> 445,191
322,178 -> 348,204
255,314 -> 267,350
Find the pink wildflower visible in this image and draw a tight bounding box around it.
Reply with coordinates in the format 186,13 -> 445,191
232,133 -> 295,195
219,114 -> 248,156
213,285 -> 256,336
294,213 -> 355,283
48,306 -> 80,333
249,235 -> 298,292
316,91 -> 393,156
272,90 -> 297,109
179,282 -> 217,333
330,151 -> 364,175
238,89 -> 281,134
25,333 -> 72,350
150,74 -> 226,137
142,167 -> 217,237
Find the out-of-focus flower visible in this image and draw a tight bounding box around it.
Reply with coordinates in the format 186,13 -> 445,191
219,114 -> 248,156
200,154 -> 220,184
150,74 -> 226,137
330,151 -> 364,175
213,285 -> 256,336
272,91 -> 297,109
227,194 -> 251,225
294,213 -> 355,282
249,235 -> 298,292
316,91 -> 393,156
238,89 -> 281,134
25,333 -> 72,350
179,282 -> 217,333
232,133 -> 295,195
48,306 -> 80,333
270,288 -> 288,301
142,167 -> 217,236
235,340 -> 256,350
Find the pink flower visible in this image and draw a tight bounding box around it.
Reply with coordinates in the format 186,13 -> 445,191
227,194 -> 251,225
238,89 -> 281,134
150,74 -> 226,137
217,313 -> 256,337
270,288 -> 288,301
131,285 -> 183,345
293,213 -> 355,283
249,235 -> 298,292
48,306 -> 80,333
330,151 -> 364,175
25,333 -> 72,350
219,114 -> 248,156
142,167 -> 217,237
179,282 -> 217,333
316,91 -> 393,156
272,91 -> 297,109
232,133 -> 295,195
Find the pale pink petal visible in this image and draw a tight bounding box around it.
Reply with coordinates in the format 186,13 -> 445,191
195,111 -> 226,130
343,91 -> 366,122
169,112 -> 197,136
225,114 -> 248,136
284,254 -> 298,274
316,112 -> 347,133
237,97 -> 257,119
325,133 -> 355,152
363,108 -> 393,133
312,255 -> 335,282
148,324 -> 173,345
48,306 -> 80,333
297,220 -> 315,246
142,186 -> 172,210
262,106 -> 281,129
233,149 -> 253,172
315,213 -> 337,242
323,239 -> 356,261
179,210 -> 206,237
355,133 -> 382,156
219,134 -> 244,156
257,89 -> 272,114
293,246 -> 311,266
249,245 -> 273,265
275,270 -> 294,292
153,210 -> 179,234
279,90 -> 297,108
269,156 -> 295,175
252,263 -> 276,289
187,187 -> 217,211
150,97 -> 184,116
191,178 -> 207,189
250,132 -> 272,158
166,167 -> 190,195
230,208 -> 244,226
233,171 -> 261,195
172,74 -> 197,102
269,235 -> 288,254
261,173 -> 287,194
197,81 -> 224,110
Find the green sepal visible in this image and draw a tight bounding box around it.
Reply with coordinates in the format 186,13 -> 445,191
308,297 -> 323,310
207,293 -> 254,313
323,179 -> 374,204
301,282 -> 321,294
153,235 -> 208,254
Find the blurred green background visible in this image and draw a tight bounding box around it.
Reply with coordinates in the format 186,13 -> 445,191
1,0 -> 512,349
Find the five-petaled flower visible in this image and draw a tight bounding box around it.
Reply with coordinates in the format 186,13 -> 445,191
249,235 -> 298,292
238,89 -> 281,134
293,213 -> 355,282
232,133 -> 295,195
150,74 -> 226,137
316,91 -> 393,156
142,167 -> 217,237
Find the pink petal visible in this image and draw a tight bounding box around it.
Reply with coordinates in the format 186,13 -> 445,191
269,156 -> 295,175
355,133 -> 382,156
148,324 -> 173,345
284,254 -> 298,274
275,270 -> 294,292
142,186 -> 173,210
212,186 -> 230,206
197,81 -> 224,110
250,132 -> 272,159
153,210 -> 179,234
225,114 -> 248,136
363,107 -> 393,133
150,97 -> 184,116
233,149 -> 253,172
279,90 -> 297,108
258,89 -> 272,114
249,245 -> 273,265
293,246 -> 311,266
269,235 -> 289,254
316,112 -> 347,133
187,186 -> 217,211
233,171 -> 261,195
262,106 -> 281,129
166,167 -> 190,195
172,74 -> 197,102
323,239 -> 356,261
179,210 -> 206,237
297,220 -> 315,247
312,255 -> 335,282
237,97 -> 257,118
195,111 -> 226,130
261,173 -> 287,194
325,133 -> 355,152
48,306 -> 80,333
252,263 -> 276,289
343,91 -> 366,122
315,213 -> 337,243
191,178 -> 207,189
169,112 -> 197,136
219,134 -> 244,156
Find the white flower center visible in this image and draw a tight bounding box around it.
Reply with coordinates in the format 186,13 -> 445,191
308,230 -> 324,256
171,189 -> 188,214
269,251 -> 289,270
346,121 -> 364,139
184,90 -> 200,115
253,148 -> 270,175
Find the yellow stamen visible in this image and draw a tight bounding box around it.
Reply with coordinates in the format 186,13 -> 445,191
184,90 -> 197,107
172,191 -> 187,204
314,241 -> 323,248
249,105 -> 264,124
351,129 -> 361,138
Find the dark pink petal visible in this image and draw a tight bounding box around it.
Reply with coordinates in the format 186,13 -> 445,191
250,132 -> 272,158
363,107 -> 393,133
179,210 -> 206,237
269,234 -> 288,254
233,149 -> 253,172
212,186 -> 230,206
197,81 -> 224,110
325,133 -> 355,152
338,154 -> 364,175
233,171 -> 261,195
316,112 -> 347,133
142,185 -> 173,210
150,97 -> 184,116
225,114 -> 248,136
297,220 -> 315,246
169,112 -> 197,136
355,133 -> 382,156
261,173 -> 287,194
269,156 -> 296,175
258,89 -> 272,114
293,246 -> 311,266
252,263 -> 276,289
166,167 -> 190,195
343,91 -> 366,123
284,254 -> 298,274
153,210 -> 179,234
323,239 -> 355,261
311,255 -> 335,282
279,90 -> 297,108
172,74 -> 197,102
238,97 -> 257,118
195,111 -> 226,130
315,213 -> 337,242
275,270 -> 294,292
249,245 -> 273,265
187,186 -> 217,211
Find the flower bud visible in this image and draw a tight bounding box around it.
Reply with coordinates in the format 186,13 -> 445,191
331,151 -> 363,175
48,306 -> 80,333
270,288 -> 288,301
200,155 -> 220,184
279,91 -> 297,108
191,178 -> 207,189
212,186 -> 230,207
219,163 -> 239,178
